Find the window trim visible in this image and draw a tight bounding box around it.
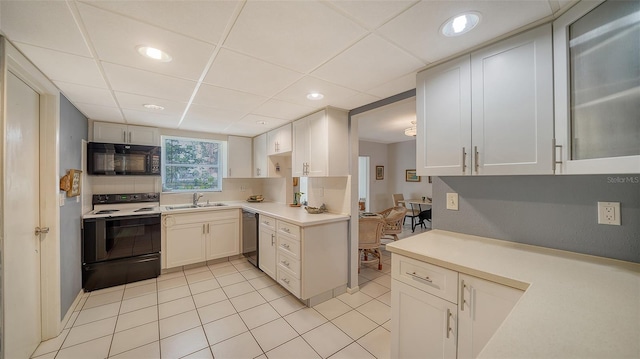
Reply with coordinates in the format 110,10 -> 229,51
161,135 -> 224,192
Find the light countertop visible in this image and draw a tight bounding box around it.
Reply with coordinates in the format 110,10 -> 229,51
161,201 -> 349,227
386,230 -> 640,359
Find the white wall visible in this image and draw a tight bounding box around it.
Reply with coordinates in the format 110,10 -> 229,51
358,141 -> 389,212
307,176 -> 351,215
388,140 -> 432,202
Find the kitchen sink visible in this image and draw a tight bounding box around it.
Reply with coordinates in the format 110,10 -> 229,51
166,203 -> 227,210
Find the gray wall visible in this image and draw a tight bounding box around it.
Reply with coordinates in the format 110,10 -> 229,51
59,95 -> 87,317
433,175 -> 640,263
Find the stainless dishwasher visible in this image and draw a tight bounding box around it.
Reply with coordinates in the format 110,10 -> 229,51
242,210 -> 259,268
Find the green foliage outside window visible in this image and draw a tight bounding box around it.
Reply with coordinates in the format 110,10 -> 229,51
162,136 -> 222,192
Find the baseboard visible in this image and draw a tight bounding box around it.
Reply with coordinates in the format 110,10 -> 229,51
59,290 -> 84,334
346,286 -> 360,294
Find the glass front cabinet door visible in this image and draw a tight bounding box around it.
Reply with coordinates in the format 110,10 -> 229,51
553,0 -> 640,174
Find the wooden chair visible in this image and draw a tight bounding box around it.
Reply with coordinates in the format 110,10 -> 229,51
378,206 -> 407,241
358,217 -> 385,272
392,193 -> 420,226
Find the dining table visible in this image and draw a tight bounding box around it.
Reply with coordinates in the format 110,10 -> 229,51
398,199 -> 432,232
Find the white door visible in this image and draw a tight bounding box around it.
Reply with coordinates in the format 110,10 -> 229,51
4,71 -> 42,358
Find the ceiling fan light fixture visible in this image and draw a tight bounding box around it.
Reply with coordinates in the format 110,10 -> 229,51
136,45 -> 172,62
404,120 -> 417,137
143,104 -> 165,110
441,12 -> 481,37
306,92 -> 324,100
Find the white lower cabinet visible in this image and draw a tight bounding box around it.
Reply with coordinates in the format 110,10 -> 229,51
392,280 -> 457,359
391,254 -> 524,359
457,274 -> 524,359
162,209 -> 240,269
259,215 -> 277,279
258,215 -> 348,301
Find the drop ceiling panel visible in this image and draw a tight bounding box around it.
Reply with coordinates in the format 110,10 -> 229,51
366,72 -> 417,99
55,81 -> 116,107
224,1 -> 367,72
225,115 -> 289,137
15,43 -> 107,89
78,3 -> 215,81
82,0 -> 240,44
113,92 -> 187,118
180,104 -> 246,133
275,76 -> 359,108
328,0 -> 418,30
192,84 -> 268,112
378,1 -> 554,63
252,99 -> 316,121
203,49 -> 303,97
312,34 -> 424,92
102,63 -> 196,103
331,93 -> 381,112
0,1 -> 91,57
121,109 -> 181,129
75,103 -> 124,123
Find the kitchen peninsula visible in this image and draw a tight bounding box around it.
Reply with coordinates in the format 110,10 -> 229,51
161,201 -> 350,307
387,230 -> 640,358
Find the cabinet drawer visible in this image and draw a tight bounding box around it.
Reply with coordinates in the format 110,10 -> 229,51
392,254 -> 458,303
277,268 -> 300,298
277,251 -> 300,279
277,221 -> 300,241
260,215 -> 276,231
277,236 -> 300,259
164,210 -> 236,226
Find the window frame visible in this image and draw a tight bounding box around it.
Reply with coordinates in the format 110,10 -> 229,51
161,135 -> 224,193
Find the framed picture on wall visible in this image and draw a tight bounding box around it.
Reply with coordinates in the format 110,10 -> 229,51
376,166 -> 384,180
405,169 -> 420,182
428,176 -> 432,183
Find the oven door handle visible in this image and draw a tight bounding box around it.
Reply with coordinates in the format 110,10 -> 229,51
103,214 -> 161,222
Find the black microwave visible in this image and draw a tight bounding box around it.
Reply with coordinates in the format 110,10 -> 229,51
87,142 -> 161,176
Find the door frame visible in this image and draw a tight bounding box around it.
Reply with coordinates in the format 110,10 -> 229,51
0,38 -> 61,346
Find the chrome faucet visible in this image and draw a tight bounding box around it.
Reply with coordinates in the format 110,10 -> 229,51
193,192 -> 203,206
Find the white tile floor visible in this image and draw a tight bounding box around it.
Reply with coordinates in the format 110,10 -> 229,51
32,224 -> 429,359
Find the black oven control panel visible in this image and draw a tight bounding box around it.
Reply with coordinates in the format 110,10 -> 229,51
93,192 -> 160,205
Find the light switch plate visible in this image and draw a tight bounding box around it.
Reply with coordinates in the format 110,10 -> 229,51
598,202 -> 620,225
446,193 -> 459,211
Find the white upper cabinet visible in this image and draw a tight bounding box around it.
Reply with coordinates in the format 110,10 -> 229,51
553,0 -> 640,174
416,55 -> 472,176
292,108 -> 348,177
226,136 -> 252,178
93,121 -> 159,146
253,133 -> 267,178
471,24 -> 554,175
267,123 -> 292,156
417,24 -> 554,176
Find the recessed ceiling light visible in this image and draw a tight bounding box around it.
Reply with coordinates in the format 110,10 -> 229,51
256,120 -> 268,125
307,92 -> 324,100
143,104 -> 165,110
441,12 -> 481,37
136,45 -> 172,62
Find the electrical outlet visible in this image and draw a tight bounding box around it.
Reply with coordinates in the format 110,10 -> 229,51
598,202 -> 620,225
59,193 -> 65,206
446,193 -> 459,210
318,187 -> 324,197
240,185 -> 246,192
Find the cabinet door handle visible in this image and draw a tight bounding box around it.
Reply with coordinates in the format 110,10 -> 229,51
474,146 -> 479,173
281,260 -> 290,267
229,168 -> 231,177
446,309 -> 453,339
271,234 -> 275,246
405,271 -> 432,283
123,131 -> 127,143
207,224 -> 210,234
460,279 -> 467,311
202,224 -> 206,234
128,131 -> 132,143
462,147 -> 467,173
